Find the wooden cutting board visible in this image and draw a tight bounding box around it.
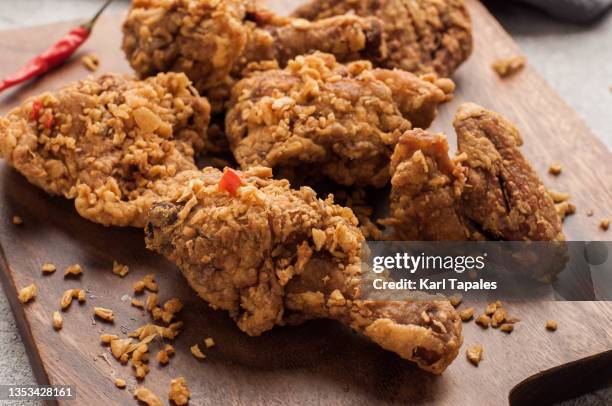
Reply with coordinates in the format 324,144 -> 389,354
0,1 -> 611,405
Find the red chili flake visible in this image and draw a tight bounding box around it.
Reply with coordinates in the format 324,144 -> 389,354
218,168 -> 242,196
30,100 -> 42,121
45,115 -> 55,129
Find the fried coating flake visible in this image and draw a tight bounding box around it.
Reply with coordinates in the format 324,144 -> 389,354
226,52 -> 453,187
292,0 -> 473,77
388,103 -> 564,241
0,73 -> 211,227
145,166 -> 462,373
122,0 -> 386,109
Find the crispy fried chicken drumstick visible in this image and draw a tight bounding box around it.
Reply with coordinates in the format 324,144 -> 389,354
0,73 -> 211,227
122,0 -> 386,109
292,0 -> 473,77
388,103 -> 564,241
226,53 -> 454,187
145,167 -> 462,373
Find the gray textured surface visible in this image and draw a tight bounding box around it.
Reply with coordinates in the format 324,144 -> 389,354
0,1 -> 610,405
519,0 -> 612,22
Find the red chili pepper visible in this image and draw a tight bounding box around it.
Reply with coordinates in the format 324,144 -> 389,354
0,0 -> 113,94
45,115 -> 55,129
218,168 -> 243,196
30,100 -> 42,121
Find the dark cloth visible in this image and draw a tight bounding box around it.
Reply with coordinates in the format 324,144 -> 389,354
519,0 -> 612,22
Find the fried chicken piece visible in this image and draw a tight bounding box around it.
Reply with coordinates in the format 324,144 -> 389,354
145,166 -> 462,373
388,103 -> 564,241
292,0 -> 473,77
0,73 -> 210,227
122,0 -> 385,110
226,53 -> 453,188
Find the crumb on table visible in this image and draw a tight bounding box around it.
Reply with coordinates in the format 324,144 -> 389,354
81,54 -> 100,72
548,163 -> 562,176
64,264 -> 83,277
42,263 -> 57,274
600,219 -> 610,231
492,55 -> 526,78
18,283 -> 36,303
466,344 -> 483,366
546,319 -> 558,331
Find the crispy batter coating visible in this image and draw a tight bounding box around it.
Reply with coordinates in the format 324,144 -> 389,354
388,103 -> 564,241
145,166 -> 462,373
0,73 -> 211,227
226,53 -> 453,187
122,0 -> 385,110
292,0 -> 473,77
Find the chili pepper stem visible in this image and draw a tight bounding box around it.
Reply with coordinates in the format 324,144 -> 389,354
82,0 -> 115,31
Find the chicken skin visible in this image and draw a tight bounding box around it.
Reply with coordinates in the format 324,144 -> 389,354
122,0 -> 386,110
226,52 -> 454,188
145,166 -> 462,373
0,73 -> 211,227
388,103 -> 564,241
292,0 -> 473,77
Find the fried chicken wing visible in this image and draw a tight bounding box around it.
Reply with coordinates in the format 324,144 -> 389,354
388,103 -> 564,241
145,166 -> 462,373
292,0 -> 473,77
226,53 -> 454,188
0,73 -> 211,227
122,0 -> 385,110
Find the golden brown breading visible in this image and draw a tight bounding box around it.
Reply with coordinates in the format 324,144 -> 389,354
292,0 -> 473,77
388,103 -> 564,241
0,73 -> 210,227
145,166 -> 462,373
122,0 -> 386,110
226,53 -> 453,188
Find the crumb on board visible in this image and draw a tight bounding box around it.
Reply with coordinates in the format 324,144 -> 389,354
42,263 -> 57,274
64,264 -> 83,277
76,289 -> 86,302
12,215 -> 23,225
131,298 -> 145,309
100,334 -> 119,344
600,219 -> 610,231
500,323 -> 513,333
52,311 -> 63,330
114,378 -> 126,389
146,293 -> 159,312
156,349 -> 170,365
484,302 -> 497,316
190,344 -> 206,360
204,337 -> 215,349
94,306 -> 114,322
134,387 -> 163,406
586,209 -> 594,217
81,54 -> 100,72
449,294 -> 462,307
112,260 -> 129,277
110,338 -> 132,359
548,163 -> 562,176
164,344 -> 175,356
18,283 -> 36,303
466,344 -> 483,366
169,377 -> 191,406
556,201 -> 576,221
459,307 -> 474,322
546,319 -> 558,331
61,289 -> 74,310
134,274 -> 158,293
475,314 -> 491,328
548,189 -> 570,203
492,55 -> 526,78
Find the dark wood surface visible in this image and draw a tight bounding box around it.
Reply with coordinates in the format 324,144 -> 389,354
0,1 -> 611,405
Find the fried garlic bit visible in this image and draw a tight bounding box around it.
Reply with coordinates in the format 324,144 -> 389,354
18,284 -> 36,303
548,163 -> 562,176
52,311 -> 63,330
81,54 -> 100,72
94,307 -> 114,322
134,387 -> 162,406
492,55 -> 526,78
169,377 -> 191,406
100,334 -> 119,344
546,320 -> 558,331
41,263 -> 56,274
601,219 -> 610,231
204,337 -> 215,349
131,298 -> 145,309
466,344 -> 483,366
134,274 -> 158,293
459,307 -> 474,322
114,378 -> 126,389
112,261 -> 129,277
61,289 -> 86,310
64,264 -> 83,277
190,344 -> 206,360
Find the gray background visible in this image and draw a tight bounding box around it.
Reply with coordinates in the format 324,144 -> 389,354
0,1 -> 610,405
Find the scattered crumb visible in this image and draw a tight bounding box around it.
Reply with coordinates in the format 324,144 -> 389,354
131,298 -> 145,309
156,349 -> 170,365
133,280 -> 146,293
100,334 -> 118,344
484,302 -> 497,316
556,201 -> 576,221
548,189 -> 570,203
204,337 -> 215,349
169,377 -> 191,406
112,260 -> 129,277
546,319 -> 558,331
18,283 -> 37,303
161,298 -> 183,324
41,263 -> 56,274
449,294 -> 462,307
94,307 -> 114,322
475,314 -> 491,328
142,274 -> 158,292
500,323 -> 514,333
586,209 -> 594,217
134,387 -> 163,406
81,54 -> 100,72
164,344 -> 175,357
64,264 -> 83,277
52,311 -> 63,330
548,164 -> 562,176
190,344 -> 206,360
114,378 -> 126,389
76,289 -> 86,303
12,215 -> 23,225
61,289 -> 74,310
110,338 -> 133,359
600,219 -> 610,231
492,55 -> 526,78
459,307 -> 474,322
146,293 -> 159,312
466,344 -> 483,366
